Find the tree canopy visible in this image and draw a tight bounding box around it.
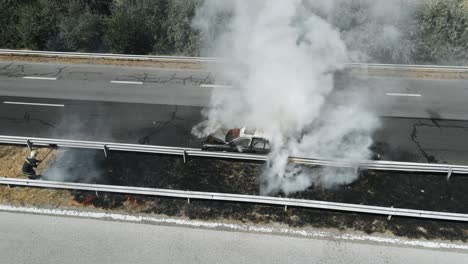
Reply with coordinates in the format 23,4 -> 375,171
0,0 -> 466,64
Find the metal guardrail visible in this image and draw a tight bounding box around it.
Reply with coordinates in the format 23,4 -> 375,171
0,135 -> 467,179
0,49 -> 223,63
0,177 -> 466,222
345,63 -> 468,71
1,49 -> 467,71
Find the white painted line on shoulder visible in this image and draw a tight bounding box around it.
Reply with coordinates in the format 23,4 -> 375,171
0,204 -> 467,250
385,93 -> 422,97
23,76 -> 57,80
110,80 -> 143,85
3,101 -> 65,107
200,84 -> 233,88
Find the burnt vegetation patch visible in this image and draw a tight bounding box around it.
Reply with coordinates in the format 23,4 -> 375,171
290,170 -> 468,214
71,191 -> 468,242
1,145 -> 466,241
39,148 -> 468,241
45,149 -> 468,215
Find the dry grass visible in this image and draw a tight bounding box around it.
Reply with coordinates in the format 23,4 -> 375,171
0,145 -> 76,207
0,186 -> 74,207
0,145 -> 61,178
0,54 -> 203,70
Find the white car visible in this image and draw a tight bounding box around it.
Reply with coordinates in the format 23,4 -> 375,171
202,127 -> 271,153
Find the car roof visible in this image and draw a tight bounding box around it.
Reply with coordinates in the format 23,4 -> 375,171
211,127 -> 269,143
239,127 -> 267,140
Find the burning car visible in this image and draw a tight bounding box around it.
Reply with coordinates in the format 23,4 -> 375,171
201,127 -> 271,154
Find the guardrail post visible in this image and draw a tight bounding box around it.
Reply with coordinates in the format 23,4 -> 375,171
447,167 -> 453,181
187,198 -> 190,204
103,145 -> 109,158
387,206 -> 394,220
94,184 -> 99,197
26,140 -> 33,151
183,150 -> 188,163
284,205 -> 288,212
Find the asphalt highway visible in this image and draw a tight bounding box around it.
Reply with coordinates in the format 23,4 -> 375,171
1,61 -> 468,119
0,61 -> 468,163
1,211 -> 466,264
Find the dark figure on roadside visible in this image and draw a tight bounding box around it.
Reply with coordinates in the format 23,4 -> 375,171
22,150 -> 41,179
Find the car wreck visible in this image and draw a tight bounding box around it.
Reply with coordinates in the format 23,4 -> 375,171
201,127 -> 271,154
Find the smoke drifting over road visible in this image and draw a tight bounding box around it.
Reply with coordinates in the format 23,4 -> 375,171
192,0 -> 388,195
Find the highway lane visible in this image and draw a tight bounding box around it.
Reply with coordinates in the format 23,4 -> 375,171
0,61 -> 215,106
1,61 -> 468,119
1,61 -> 468,163
1,211 -> 466,264
0,96 -> 203,147
334,75 -> 468,120
1,95 -> 468,164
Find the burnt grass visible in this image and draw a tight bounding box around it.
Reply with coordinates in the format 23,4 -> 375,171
50,149 -> 468,241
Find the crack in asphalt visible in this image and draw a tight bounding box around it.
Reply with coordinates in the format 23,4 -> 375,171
410,121 -> 438,163
1,65 -> 214,85
123,72 -> 213,86
409,120 -> 468,163
54,66 -> 67,79
138,105 -> 184,145
23,112 -> 56,128
0,64 -> 25,77
32,65 -> 67,78
0,112 -> 56,129
66,71 -> 103,80
430,118 -> 441,129
0,62 -> 14,71
1,64 -> 67,78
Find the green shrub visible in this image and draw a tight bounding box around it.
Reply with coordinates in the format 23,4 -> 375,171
0,0 -> 465,63
412,0 -> 468,64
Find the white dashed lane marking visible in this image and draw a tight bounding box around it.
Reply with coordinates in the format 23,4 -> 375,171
23,76 -> 57,80
110,80 -> 143,85
386,93 -> 422,97
3,101 -> 65,107
200,84 -> 233,88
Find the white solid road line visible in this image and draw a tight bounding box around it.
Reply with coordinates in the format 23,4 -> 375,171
23,76 -> 57,80
386,93 -> 422,97
110,80 -> 143,85
3,101 -> 65,107
200,84 -> 233,88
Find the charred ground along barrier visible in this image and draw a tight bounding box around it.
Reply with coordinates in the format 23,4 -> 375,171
0,135 -> 468,179
0,177 -> 467,222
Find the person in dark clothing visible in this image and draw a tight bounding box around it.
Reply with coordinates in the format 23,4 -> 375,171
22,150 -> 41,179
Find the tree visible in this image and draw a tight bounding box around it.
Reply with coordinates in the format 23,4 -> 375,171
412,0 -> 468,64
0,1 -> 20,48
163,0 -> 201,56
15,0 -> 63,50
58,0 -> 105,52
105,0 -> 166,54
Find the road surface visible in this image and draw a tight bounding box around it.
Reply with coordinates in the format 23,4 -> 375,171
0,211 -> 466,264
0,61 -> 468,163
1,61 -> 467,119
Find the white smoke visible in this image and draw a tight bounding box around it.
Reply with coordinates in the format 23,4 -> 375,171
313,0 -> 419,63
192,0 -> 386,195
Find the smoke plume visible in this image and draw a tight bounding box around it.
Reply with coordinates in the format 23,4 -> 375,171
42,110 -> 111,183
192,0 -> 390,195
